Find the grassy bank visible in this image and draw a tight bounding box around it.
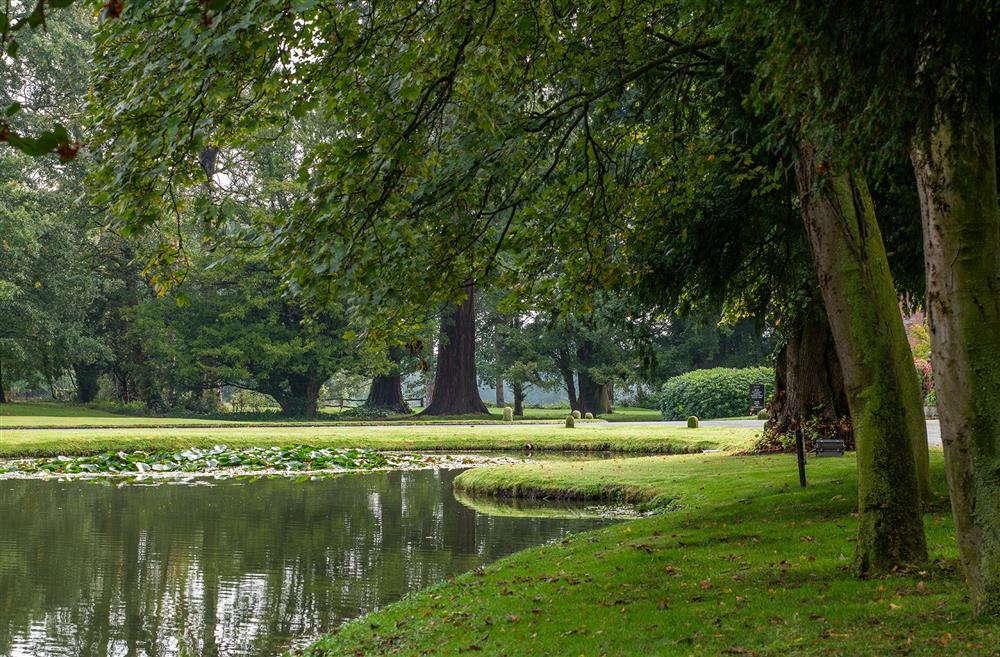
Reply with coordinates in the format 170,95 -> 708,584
305,451 -> 996,657
0,401 -> 661,428
0,422 -> 754,458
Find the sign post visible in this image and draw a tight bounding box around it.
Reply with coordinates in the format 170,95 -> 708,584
749,383 -> 766,414
795,428 -> 807,487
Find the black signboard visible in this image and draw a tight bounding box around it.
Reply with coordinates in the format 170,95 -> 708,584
749,384 -> 766,413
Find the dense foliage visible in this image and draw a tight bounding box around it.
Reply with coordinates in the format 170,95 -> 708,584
660,367 -> 774,421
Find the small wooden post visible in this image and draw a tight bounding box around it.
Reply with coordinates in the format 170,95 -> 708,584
795,427 -> 807,487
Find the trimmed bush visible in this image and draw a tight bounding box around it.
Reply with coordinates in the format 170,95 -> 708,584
572,410 -> 582,419
687,415 -> 699,428
584,412 -> 594,419
502,406 -> 514,422
660,367 -> 774,420
756,409 -> 768,421
565,415 -> 576,428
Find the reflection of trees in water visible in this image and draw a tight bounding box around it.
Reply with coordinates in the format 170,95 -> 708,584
0,471 -> 609,657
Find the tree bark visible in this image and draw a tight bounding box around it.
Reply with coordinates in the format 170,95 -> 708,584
274,377 -> 320,417
912,100 -> 1000,615
0,359 -> 6,403
763,311 -> 853,449
576,341 -> 611,416
511,381 -> 525,417
75,362 -> 101,403
494,337 -> 506,406
557,351 -> 579,412
365,349 -> 411,414
795,140 -> 929,574
420,286 -> 490,416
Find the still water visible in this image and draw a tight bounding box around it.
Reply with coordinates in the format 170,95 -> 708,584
0,469 -> 616,657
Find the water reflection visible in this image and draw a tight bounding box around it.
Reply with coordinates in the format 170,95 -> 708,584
0,469 -> 615,657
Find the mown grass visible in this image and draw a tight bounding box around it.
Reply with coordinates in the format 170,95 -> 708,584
0,422 -> 755,458
0,401 -> 660,428
305,451 -> 997,657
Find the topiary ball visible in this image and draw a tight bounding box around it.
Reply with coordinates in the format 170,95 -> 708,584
572,410 -> 582,419
687,415 -> 699,428
584,412 -> 594,419
565,415 -> 576,428
756,409 -> 768,421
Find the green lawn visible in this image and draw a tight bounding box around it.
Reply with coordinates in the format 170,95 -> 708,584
0,401 -> 662,428
0,422 -> 755,458
306,451 -> 996,657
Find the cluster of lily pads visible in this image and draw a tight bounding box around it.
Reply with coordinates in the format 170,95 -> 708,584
7,445 -> 428,476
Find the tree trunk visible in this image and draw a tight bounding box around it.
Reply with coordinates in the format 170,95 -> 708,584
275,377 -> 320,417
512,381 -> 525,417
420,286 -> 489,416
795,140 -> 928,574
0,359 -> 6,403
366,350 -> 411,414
763,311 -> 853,450
75,362 -> 101,403
576,341 -> 611,416
912,102 -> 1000,615
557,354 -> 579,412
494,338 -> 506,406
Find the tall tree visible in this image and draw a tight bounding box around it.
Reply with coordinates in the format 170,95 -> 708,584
421,286 -> 489,417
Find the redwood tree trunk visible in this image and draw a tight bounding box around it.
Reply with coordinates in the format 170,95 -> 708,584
763,311 -> 853,450
420,287 -> 489,416
366,349 -> 411,414
912,99 -> 1000,615
795,140 -> 928,574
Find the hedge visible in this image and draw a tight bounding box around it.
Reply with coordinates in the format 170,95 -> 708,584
660,367 -> 774,420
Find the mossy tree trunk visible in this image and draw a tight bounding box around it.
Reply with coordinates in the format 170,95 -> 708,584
0,359 -> 6,403
911,97 -> 1000,615
795,140 -> 929,573
420,286 -> 490,416
576,341 -> 612,416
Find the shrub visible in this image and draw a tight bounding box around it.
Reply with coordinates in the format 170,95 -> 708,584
584,412 -> 594,419
502,406 -> 514,422
687,415 -> 699,428
565,415 -> 575,428
572,410 -> 582,419
756,409 -> 768,421
660,367 -> 774,420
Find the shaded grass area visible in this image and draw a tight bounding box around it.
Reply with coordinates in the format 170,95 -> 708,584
306,452 -> 996,657
0,401 -> 660,428
0,423 -> 755,458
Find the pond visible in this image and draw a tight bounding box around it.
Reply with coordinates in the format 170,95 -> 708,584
0,468 -> 618,657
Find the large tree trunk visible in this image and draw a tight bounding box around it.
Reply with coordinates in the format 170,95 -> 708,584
494,337 -> 506,406
75,362 -> 101,403
763,311 -> 853,450
912,100 -> 1000,615
420,287 -> 489,416
577,370 -> 611,416
366,349 -> 410,414
275,376 -> 320,417
795,140 -> 928,574
0,359 -> 6,403
576,341 -> 611,416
